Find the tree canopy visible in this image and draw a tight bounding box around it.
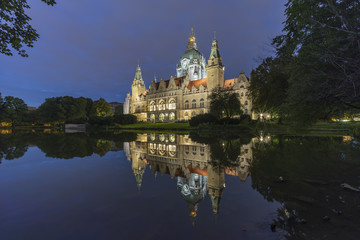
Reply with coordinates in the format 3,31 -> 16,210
91,98 -> 113,118
250,0 -> 360,123
0,0 -> 56,57
1,96 -> 28,123
209,87 -> 242,118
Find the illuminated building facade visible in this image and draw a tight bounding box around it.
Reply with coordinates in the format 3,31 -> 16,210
124,28 -> 254,122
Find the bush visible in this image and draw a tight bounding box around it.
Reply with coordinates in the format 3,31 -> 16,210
113,114 -> 137,125
215,115 -> 252,125
89,116 -> 114,126
189,114 -> 217,127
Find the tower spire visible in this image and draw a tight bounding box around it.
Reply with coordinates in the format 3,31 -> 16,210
208,36 -> 222,66
187,27 -> 198,50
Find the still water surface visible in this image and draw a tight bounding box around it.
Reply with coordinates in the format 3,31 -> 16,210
0,131 -> 359,240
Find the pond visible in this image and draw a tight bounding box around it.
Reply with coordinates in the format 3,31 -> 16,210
0,131 -> 359,240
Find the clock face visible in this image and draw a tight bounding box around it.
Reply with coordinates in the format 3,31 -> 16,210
181,58 -> 190,69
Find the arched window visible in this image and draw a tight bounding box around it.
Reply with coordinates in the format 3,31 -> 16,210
191,111 -> 196,117
245,92 -> 248,96
245,109 -> 248,114
184,112 -> 189,121
159,100 -> 165,110
169,99 -> 176,110
241,92 -> 244,97
185,100 -> 189,109
159,113 -> 165,121
150,114 -> 155,122
200,98 -> 204,107
169,112 -> 175,121
245,100 -> 248,106
149,101 -> 155,111
192,99 -> 196,108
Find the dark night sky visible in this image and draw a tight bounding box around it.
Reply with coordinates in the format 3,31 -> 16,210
0,0 -> 286,107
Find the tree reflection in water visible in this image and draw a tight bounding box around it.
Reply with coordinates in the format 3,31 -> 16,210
1,131 -> 359,238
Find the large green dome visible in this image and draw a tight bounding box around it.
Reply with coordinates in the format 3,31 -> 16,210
177,49 -> 204,67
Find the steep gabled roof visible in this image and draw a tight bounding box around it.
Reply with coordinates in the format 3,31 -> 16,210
187,78 -> 207,90
224,78 -> 236,89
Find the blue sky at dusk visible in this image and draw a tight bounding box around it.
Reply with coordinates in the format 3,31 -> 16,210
0,0 -> 286,107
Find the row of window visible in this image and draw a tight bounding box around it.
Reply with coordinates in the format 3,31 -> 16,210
150,112 -> 176,122
149,99 -> 176,111
184,99 -> 205,109
184,146 -> 205,156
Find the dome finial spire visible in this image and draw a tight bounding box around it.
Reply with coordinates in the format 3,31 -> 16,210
187,27 -> 197,50
214,31 -> 216,40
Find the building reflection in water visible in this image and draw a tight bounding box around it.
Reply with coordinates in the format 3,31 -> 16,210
124,133 -> 267,222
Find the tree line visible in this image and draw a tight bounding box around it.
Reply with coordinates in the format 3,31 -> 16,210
0,93 -> 135,126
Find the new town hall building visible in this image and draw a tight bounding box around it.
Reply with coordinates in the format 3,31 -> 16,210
123,29 -> 254,122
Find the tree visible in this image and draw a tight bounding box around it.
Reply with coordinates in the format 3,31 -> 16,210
37,96 -> 93,123
114,104 -> 123,115
209,87 -> 242,118
249,57 -> 289,119
1,96 -> 28,124
37,97 -> 66,122
91,98 -> 113,118
273,0 -> 360,122
0,0 -> 56,57
0,93 -> 4,118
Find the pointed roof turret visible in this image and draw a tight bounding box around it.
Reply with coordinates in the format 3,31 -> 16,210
134,64 -> 143,81
210,39 -> 221,61
208,35 -> 223,66
186,27 -> 198,50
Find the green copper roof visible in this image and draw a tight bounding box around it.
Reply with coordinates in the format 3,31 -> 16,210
134,65 -> 143,81
209,39 -> 221,59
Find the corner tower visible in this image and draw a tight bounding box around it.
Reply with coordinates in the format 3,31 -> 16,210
131,64 -> 145,102
206,36 -> 224,91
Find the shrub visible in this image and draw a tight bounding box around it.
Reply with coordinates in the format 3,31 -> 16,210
113,114 -> 137,125
189,114 -> 217,127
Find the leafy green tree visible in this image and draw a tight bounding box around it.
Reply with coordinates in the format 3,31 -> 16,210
249,57 -> 289,119
37,96 -> 93,123
0,0 -> 56,57
91,98 -> 113,117
209,87 -> 242,118
273,0 -> 360,122
2,96 -> 28,124
37,97 -> 66,122
114,104 -> 123,115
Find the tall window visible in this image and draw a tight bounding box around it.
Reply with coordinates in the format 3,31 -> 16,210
192,99 -> 196,108
150,114 -> 155,122
169,99 -> 176,109
245,100 -> 248,106
185,100 -> 189,109
169,112 -> 175,121
200,98 -> 204,107
184,112 -> 189,121
159,100 -> 166,110
159,113 -> 165,121
149,101 -> 155,111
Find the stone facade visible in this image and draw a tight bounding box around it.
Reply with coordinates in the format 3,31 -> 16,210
124,29 -> 254,122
